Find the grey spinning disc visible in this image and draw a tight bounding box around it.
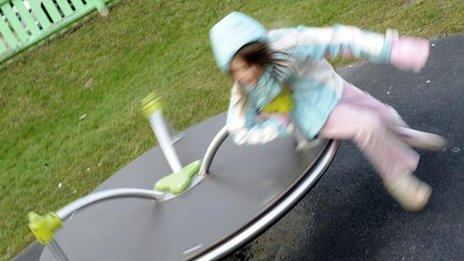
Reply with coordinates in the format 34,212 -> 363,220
40,113 -> 337,260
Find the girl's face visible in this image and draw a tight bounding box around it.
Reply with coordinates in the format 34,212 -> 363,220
229,56 -> 263,87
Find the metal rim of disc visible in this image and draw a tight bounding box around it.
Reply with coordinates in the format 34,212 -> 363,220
192,139 -> 340,260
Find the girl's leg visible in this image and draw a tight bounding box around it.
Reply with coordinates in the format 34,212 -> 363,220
319,103 -> 431,211
341,82 -> 445,151
319,102 -> 418,180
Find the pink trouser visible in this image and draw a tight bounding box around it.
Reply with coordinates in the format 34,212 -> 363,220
319,82 -> 419,181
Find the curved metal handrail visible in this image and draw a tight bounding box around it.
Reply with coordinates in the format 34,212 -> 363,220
46,188 -> 163,261
199,126 -> 229,176
56,188 -> 163,219
198,125 -> 326,176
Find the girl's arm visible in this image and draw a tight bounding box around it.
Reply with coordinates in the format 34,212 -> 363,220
226,84 -> 289,145
269,25 -> 429,71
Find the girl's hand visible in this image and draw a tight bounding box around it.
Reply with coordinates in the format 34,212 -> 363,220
260,112 -> 290,126
259,111 -> 274,119
390,35 -> 430,72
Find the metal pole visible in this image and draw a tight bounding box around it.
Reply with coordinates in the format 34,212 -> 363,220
149,110 -> 183,173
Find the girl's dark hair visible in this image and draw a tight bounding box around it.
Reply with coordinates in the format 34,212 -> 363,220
233,41 -> 290,82
232,41 -> 292,116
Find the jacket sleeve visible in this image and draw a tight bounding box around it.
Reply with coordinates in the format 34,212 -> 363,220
226,84 -> 289,145
269,24 -> 398,63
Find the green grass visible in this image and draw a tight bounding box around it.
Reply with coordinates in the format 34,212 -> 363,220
1,0 -> 463,259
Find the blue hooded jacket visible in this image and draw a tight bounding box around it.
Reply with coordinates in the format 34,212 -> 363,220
210,12 -> 397,145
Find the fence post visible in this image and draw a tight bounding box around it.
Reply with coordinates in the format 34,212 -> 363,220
92,0 -> 109,17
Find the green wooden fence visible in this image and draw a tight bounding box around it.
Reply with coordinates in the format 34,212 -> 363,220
0,0 -> 113,64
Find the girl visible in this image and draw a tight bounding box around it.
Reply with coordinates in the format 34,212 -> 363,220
209,12 -> 445,211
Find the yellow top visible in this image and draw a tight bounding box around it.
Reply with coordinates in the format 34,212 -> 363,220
141,92 -> 163,118
28,211 -> 62,245
262,87 -> 293,113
